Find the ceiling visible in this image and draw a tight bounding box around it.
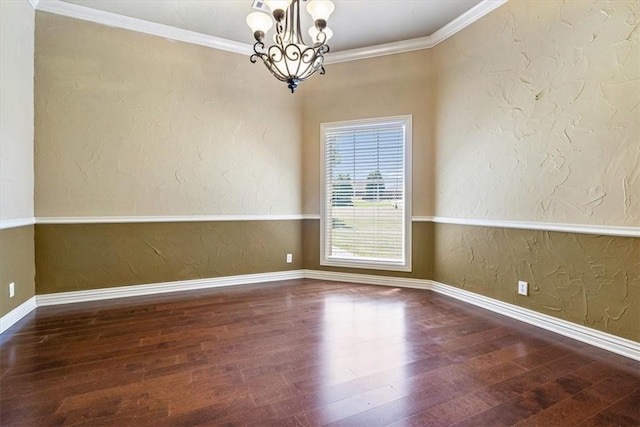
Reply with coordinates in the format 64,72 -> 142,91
58,0 -> 485,52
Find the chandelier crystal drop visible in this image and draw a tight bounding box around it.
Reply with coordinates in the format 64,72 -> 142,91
246,0 -> 335,93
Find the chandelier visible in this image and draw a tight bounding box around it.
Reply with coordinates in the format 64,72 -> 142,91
246,0 -> 335,93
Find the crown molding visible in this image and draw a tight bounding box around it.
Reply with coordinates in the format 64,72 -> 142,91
427,0 -> 509,48
34,0 -> 508,63
325,0 -> 509,64
35,0 -> 253,55
324,36 -> 435,65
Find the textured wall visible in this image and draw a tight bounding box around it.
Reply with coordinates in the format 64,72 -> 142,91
0,0 -> 34,221
302,219 -> 434,279
301,50 -> 434,217
0,0 -> 36,318
0,227 -> 35,317
434,223 -> 640,341
35,221 -> 302,294
433,0 -> 640,226
35,12 -> 302,217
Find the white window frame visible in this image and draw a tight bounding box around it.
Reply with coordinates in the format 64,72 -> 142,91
320,115 -> 412,272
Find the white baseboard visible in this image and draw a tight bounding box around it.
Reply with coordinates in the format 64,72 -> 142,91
426,280 -> 640,362
303,269 -> 430,290
3,270 -> 639,362
0,297 -> 37,334
303,270 -> 640,362
36,270 -> 305,306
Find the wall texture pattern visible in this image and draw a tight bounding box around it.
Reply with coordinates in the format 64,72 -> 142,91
434,223 -> 640,341
0,227 -> 35,317
301,49 -> 434,217
35,221 -> 302,294
0,0 -> 34,223
0,1 -> 36,318
35,12 -> 302,217
433,0 -> 640,226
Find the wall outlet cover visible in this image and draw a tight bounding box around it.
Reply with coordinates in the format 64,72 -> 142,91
9,282 -> 15,298
518,280 -> 528,296
286,253 -> 293,263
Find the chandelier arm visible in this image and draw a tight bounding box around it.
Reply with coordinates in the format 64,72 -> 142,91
283,0 -> 293,44
285,44 -> 303,80
314,30 -> 327,46
259,53 -> 289,83
295,49 -> 324,81
270,44 -> 293,80
294,0 -> 303,45
266,45 -> 288,81
276,18 -> 284,36
250,41 -> 266,62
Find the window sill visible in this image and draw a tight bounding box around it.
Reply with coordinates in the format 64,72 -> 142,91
321,258 -> 412,273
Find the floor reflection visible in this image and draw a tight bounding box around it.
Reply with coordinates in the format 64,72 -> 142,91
320,289 -> 408,390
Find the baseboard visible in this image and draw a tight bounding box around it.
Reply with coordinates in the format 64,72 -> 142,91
303,269 -> 430,290
426,280 -> 640,362
0,297 -> 37,334
4,270 -> 639,362
36,270 -> 305,306
303,270 -> 640,362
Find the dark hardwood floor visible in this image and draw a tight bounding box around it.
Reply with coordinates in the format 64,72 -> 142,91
1,279 -> 639,426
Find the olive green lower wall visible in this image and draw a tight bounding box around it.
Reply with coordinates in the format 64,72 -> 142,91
0,226 -> 35,317
28,219 -> 640,343
433,223 -> 640,342
302,219 -> 640,342
35,221 -> 303,294
302,219 -> 434,279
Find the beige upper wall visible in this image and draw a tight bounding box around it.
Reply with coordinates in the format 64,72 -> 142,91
433,0 -> 640,226
0,0 -> 35,222
33,0 -> 640,225
35,12 -> 302,217
301,50 -> 434,216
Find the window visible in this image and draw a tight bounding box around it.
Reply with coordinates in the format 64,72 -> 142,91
320,116 -> 412,271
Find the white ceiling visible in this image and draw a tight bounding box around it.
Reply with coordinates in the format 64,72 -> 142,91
59,0 -> 484,52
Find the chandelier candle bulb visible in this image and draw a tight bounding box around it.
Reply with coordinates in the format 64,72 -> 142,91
306,0 -> 335,22
246,11 -> 273,41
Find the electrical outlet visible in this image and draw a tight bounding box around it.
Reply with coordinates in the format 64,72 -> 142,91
518,280 -> 528,296
9,282 -> 15,298
286,253 -> 293,263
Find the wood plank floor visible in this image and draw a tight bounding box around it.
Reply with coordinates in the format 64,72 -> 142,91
1,279 -> 639,426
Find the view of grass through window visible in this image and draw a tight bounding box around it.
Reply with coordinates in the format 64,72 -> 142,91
331,200 -> 404,259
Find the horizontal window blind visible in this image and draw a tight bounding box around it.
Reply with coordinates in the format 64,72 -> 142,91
321,116 -> 411,271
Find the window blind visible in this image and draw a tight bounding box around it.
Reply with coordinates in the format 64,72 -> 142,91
321,116 -> 411,271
